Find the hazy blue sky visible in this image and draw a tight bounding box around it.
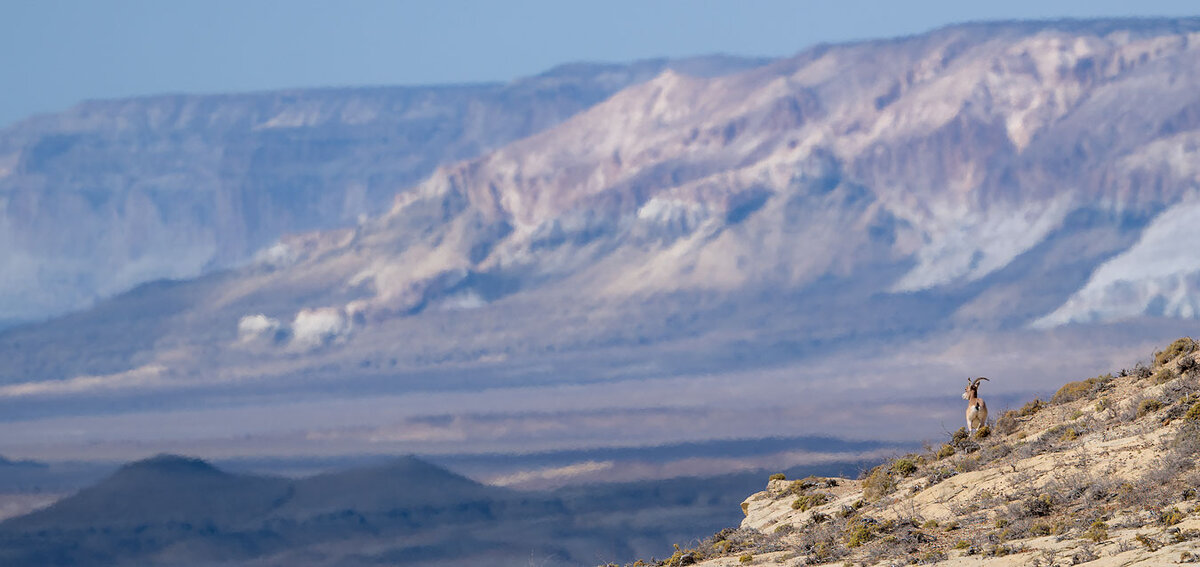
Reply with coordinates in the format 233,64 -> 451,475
2,0 -> 1197,127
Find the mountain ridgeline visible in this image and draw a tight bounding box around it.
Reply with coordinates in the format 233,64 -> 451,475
0,55 -> 769,323
5,18 -> 1200,388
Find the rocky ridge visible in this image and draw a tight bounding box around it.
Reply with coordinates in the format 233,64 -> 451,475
0,55 -> 767,322
631,337 -> 1200,566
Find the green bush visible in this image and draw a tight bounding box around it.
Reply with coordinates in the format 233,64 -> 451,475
738,553 -> 753,564
892,458 -> 918,477
1186,402 -> 1200,421
769,472 -> 786,481
792,492 -> 831,511
845,523 -> 874,547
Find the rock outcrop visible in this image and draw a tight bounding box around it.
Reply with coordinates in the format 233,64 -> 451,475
645,338 -> 1200,566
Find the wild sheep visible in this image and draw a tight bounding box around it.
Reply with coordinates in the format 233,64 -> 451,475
963,377 -> 989,435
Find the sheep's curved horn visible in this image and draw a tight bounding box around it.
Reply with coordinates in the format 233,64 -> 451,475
971,377 -> 990,388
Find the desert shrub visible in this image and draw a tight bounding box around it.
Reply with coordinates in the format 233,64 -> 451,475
1159,508 -> 1186,526
1167,421 -> 1200,462
1084,520 -> 1108,542
1022,494 -> 1054,518
788,476 -> 834,495
1135,363 -> 1154,380
1136,533 -> 1161,551
796,521 -> 847,563
936,443 -> 955,459
922,519 -> 939,529
768,472 -> 786,481
994,410 -> 1020,436
1154,367 -> 1179,385
1138,398 -> 1164,418
861,466 -> 896,502
978,440 -> 1012,464
792,492 -> 831,511
918,549 -> 947,564
951,427 -> 969,445
844,518 -> 877,548
1060,427 -> 1079,441
738,554 -> 752,564
974,424 -> 991,439
1015,435 -> 1054,459
892,458 -> 918,477
1018,398 -> 1045,417
1187,402 -> 1200,421
924,467 -> 956,486
1052,380 -> 1092,404
1156,338 -> 1197,367
1180,355 -> 1198,375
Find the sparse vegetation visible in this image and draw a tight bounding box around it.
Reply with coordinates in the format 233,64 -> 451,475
625,337 -> 1200,567
1084,520 -> 1108,542
936,443 -> 955,459
1156,338 -> 1196,367
1154,367 -> 1179,385
1138,398 -> 1163,418
891,457 -> 918,477
1018,398 -> 1045,417
769,473 -> 786,481
860,465 -> 896,502
792,492 -> 830,511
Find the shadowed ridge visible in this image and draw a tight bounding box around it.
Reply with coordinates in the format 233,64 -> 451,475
116,453 -> 223,476
0,454 -> 292,531
277,455 -> 509,517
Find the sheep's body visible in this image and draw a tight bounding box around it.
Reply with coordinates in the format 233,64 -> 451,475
962,377 -> 990,434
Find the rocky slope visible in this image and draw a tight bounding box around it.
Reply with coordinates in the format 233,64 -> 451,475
639,337 -> 1200,566
0,55 -> 767,322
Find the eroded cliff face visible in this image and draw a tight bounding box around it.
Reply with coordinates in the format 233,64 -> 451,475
0,56 -> 769,322
263,19 -> 1200,336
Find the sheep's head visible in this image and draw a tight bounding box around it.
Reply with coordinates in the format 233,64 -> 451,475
963,377 -> 989,399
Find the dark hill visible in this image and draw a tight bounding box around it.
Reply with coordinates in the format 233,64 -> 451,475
279,455 -> 505,515
3,454 -> 292,531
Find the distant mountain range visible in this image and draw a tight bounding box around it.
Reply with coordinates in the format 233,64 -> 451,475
0,55 -> 768,323
0,453 -> 867,566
